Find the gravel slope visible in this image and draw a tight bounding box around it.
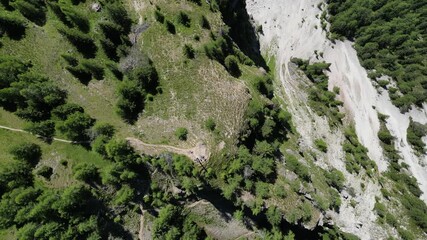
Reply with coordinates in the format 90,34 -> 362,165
246,0 -> 427,238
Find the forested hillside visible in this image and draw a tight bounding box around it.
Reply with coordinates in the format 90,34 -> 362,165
327,0 -> 427,111
1,0 -> 426,239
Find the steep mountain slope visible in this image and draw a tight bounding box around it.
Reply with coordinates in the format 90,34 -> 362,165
246,0 -> 427,239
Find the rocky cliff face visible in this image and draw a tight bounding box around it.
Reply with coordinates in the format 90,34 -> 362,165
245,0 -> 427,239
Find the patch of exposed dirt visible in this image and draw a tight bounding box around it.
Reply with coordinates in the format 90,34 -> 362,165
127,137 -> 209,164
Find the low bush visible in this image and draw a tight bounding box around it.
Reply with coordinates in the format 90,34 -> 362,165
11,0 -> 46,26
200,15 -> 210,29
183,44 -> 195,59
154,10 -> 164,23
0,12 -> 27,39
61,6 -> 90,32
314,139 -> 328,152
286,155 -> 310,182
165,20 -> 176,34
204,118 -> 216,131
25,120 -> 55,141
407,119 -> 426,154
224,55 -> 241,77
10,143 -> 42,166
73,163 -> 99,182
36,166 -> 53,179
325,169 -> 345,191
175,127 -> 188,141
177,11 -> 190,27
57,27 -> 97,58
116,80 -> 145,123
80,60 -> 104,80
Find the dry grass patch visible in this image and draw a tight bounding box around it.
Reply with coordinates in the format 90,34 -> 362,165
132,0 -> 250,154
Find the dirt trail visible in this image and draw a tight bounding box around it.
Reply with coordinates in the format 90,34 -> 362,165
0,125 -> 210,162
0,125 -> 75,143
138,205 -> 147,240
127,137 -> 209,163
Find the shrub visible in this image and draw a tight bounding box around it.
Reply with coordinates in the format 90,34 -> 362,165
325,169 -> 345,191
401,193 -> 427,232
11,0 -> 46,26
128,63 -> 159,94
385,213 -> 397,227
183,44 -> 195,59
407,119 -> 426,154
61,6 -> 89,32
57,27 -> 97,58
251,156 -> 275,178
273,184 -> 287,198
61,53 -> 78,67
81,60 -> 104,80
286,155 -> 310,182
0,12 -> 27,39
200,15 -> 210,29
165,20 -> 176,34
10,143 -> 42,166
188,0 -> 202,5
224,55 -> 241,77
100,39 -> 118,61
314,139 -> 328,152
73,163 -> 99,182
152,205 -> 182,238
105,3 -> 132,33
378,128 -> 394,145
300,201 -> 313,222
36,166 -> 53,179
57,112 -> 95,141
98,21 -> 123,45
16,223 -> 38,240
253,141 -> 274,157
330,189 -> 341,211
377,80 -> 389,88
175,127 -> 188,141
177,11 -> 190,27
374,201 -> 386,218
92,123 -> 115,139
52,103 -> 84,121
65,65 -> 92,84
114,185 -> 135,205
91,135 -> 109,156
154,10 -> 164,23
106,62 -> 123,80
116,80 -> 145,123
204,118 -> 216,131
204,37 -> 232,62
255,181 -> 270,199
25,120 -> 55,141
398,228 -> 415,240
266,206 -> 282,226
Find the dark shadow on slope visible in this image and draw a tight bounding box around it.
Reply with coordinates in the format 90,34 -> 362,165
218,0 -> 268,70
